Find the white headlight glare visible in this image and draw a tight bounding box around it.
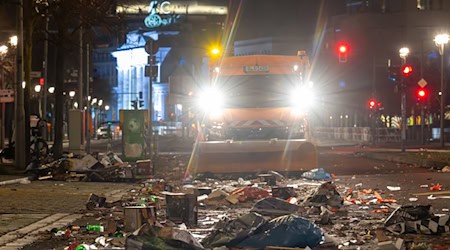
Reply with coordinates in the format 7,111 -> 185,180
290,86 -> 315,113
198,87 -> 225,114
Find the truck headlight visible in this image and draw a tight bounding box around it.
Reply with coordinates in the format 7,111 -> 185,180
198,87 -> 224,115
290,86 -> 315,113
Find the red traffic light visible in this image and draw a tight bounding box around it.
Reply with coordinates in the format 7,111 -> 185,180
417,88 -> 427,100
337,43 -> 349,63
337,43 -> 349,54
368,99 -> 376,109
39,78 -> 44,86
402,65 -> 413,77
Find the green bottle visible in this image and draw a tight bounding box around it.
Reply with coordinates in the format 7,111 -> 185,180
86,225 -> 104,232
75,245 -> 87,250
114,231 -> 124,238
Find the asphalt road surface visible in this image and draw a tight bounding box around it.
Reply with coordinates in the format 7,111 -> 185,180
0,143 -> 448,249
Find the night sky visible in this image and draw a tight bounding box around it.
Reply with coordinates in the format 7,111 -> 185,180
233,0 -> 345,40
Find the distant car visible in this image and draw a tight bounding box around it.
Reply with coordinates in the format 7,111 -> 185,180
96,126 -> 111,139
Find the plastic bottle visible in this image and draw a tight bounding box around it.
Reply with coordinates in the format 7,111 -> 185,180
86,224 -> 104,232
75,244 -> 87,250
114,231 -> 124,238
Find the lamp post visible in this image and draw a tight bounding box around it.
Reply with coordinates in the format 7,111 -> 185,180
399,47 -> 410,152
34,85 -> 42,117
97,99 -> 103,129
13,0 -> 26,169
0,45 -> 7,149
434,34 -> 449,148
47,86 -> 55,140
69,90 -> 76,109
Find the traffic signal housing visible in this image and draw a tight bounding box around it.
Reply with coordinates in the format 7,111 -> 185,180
387,66 -> 400,82
131,100 -> 138,110
337,43 -> 348,63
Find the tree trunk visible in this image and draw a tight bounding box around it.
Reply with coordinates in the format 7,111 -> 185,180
23,0 -> 33,164
53,41 -> 65,158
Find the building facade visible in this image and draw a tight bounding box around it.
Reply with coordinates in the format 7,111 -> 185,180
111,31 -> 171,121
316,0 -> 450,129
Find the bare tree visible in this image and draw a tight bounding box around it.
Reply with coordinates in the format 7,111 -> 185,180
22,0 -> 122,158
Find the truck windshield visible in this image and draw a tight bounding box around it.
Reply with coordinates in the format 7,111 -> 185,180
217,75 -> 300,108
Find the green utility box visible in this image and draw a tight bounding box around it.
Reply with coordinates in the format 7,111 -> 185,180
120,110 -> 147,161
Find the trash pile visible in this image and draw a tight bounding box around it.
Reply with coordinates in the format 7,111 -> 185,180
385,205 -> 450,235
26,152 -> 135,182
29,166 -> 450,249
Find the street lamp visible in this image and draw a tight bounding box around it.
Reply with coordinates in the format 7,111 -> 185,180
98,99 -> 103,107
34,85 -> 42,117
104,105 -> 110,111
0,45 -> 8,55
210,47 -> 220,56
399,47 -> 410,58
434,34 -> 449,148
399,47 -> 409,152
9,36 -> 18,47
48,86 -> 55,94
69,90 -> 76,98
34,85 -> 41,93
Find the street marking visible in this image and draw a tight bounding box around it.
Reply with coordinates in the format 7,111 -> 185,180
0,213 -> 82,249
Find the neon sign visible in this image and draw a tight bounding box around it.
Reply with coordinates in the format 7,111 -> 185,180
144,1 -> 182,29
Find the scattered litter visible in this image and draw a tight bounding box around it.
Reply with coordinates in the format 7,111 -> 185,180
0,177 -> 32,186
303,182 -> 343,208
287,197 -> 298,204
230,186 -> 270,202
251,197 -> 300,216
387,186 -> 401,191
427,195 -> 450,200
301,168 -> 332,181
19,149 -> 449,250
234,215 -> 322,249
384,205 -> 450,235
272,186 -> 296,200
373,209 -> 389,213
374,191 -> 397,203
201,212 -> 266,248
430,183 -> 442,191
441,166 -> 450,172
85,193 -> 106,210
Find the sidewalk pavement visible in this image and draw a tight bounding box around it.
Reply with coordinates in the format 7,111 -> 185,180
314,138 -> 450,153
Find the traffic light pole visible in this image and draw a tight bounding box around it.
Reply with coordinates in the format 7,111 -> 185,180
421,104 -> 425,145
440,45 -> 445,148
85,43 -> 91,153
148,51 -> 153,158
400,58 -> 408,152
14,0 -> 26,169
401,83 -> 406,152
